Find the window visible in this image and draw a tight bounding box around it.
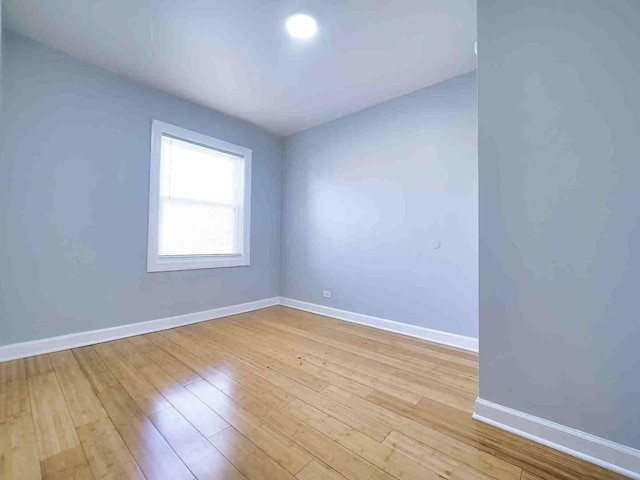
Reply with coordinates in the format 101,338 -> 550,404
147,120 -> 251,272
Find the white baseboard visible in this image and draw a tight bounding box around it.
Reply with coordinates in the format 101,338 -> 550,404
0,296 -> 477,361
474,398 -> 640,479
278,297 -> 478,352
0,297 -> 280,362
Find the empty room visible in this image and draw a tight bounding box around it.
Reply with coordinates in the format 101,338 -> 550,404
1,1 -> 639,479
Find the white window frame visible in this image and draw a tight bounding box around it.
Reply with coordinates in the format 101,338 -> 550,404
147,120 -> 252,272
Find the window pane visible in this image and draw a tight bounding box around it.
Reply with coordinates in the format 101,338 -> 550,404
159,200 -> 241,256
158,134 -> 244,257
161,135 -> 242,205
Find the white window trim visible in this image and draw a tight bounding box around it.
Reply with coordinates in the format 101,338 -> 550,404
147,120 -> 252,272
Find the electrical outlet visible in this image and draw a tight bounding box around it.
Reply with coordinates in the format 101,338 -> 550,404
323,290 -> 331,298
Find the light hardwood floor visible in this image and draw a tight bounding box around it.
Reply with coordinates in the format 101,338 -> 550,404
0,306 -> 626,480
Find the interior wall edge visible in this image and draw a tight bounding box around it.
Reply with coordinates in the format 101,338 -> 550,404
474,397 -> 640,479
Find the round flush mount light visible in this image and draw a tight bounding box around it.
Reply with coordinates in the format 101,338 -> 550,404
286,14 -> 318,40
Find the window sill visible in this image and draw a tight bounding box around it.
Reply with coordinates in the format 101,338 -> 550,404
147,255 -> 250,272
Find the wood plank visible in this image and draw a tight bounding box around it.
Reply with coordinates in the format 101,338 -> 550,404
50,351 -> 143,480
227,319 -> 423,405
25,354 -> 93,479
257,319 -> 476,413
217,380 -> 379,480
262,407 -> 379,480
217,316 -> 375,397
146,333 -> 239,391
165,328 -> 296,407
368,469 -> 402,480
383,430 -> 498,480
113,339 -> 229,438
96,384 -> 193,480
128,334 -> 203,385
256,306 -> 478,362
286,315 -> 480,387
72,347 -> 119,394
368,391 -> 622,480
295,459 -> 348,480
199,320 -> 333,391
0,414 -> 43,480
0,360 -> 42,480
323,385 -> 521,480
186,379 -> 313,475
39,445 -> 93,480
219,314 -> 372,397
253,314 -> 449,378
49,351 -> 107,427
24,355 -> 54,377
26,355 -> 80,458
375,345 -> 479,377
73,346 -> 194,480
1,360 -> 32,423
149,407 -> 247,480
301,351 -> 423,406
284,399 -> 442,480
93,342 -> 172,416
76,418 -> 145,480
209,427 -> 298,480
521,472 -> 545,480
1,358 -> 27,385
189,322 -> 393,442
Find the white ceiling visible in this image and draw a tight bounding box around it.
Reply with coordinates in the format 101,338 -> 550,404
4,0 -> 477,136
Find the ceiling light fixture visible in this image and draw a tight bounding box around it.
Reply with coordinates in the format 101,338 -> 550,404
286,14 -> 318,40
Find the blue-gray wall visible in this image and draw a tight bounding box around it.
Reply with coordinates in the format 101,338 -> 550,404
479,0 -> 640,449
282,72 -> 478,338
0,31 -> 282,346
0,32 -> 2,111
1,3 -> 3,112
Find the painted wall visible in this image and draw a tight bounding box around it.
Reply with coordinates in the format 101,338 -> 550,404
479,0 -> 640,449
0,31 -> 282,346
1,2 -> 3,116
282,72 -> 478,338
